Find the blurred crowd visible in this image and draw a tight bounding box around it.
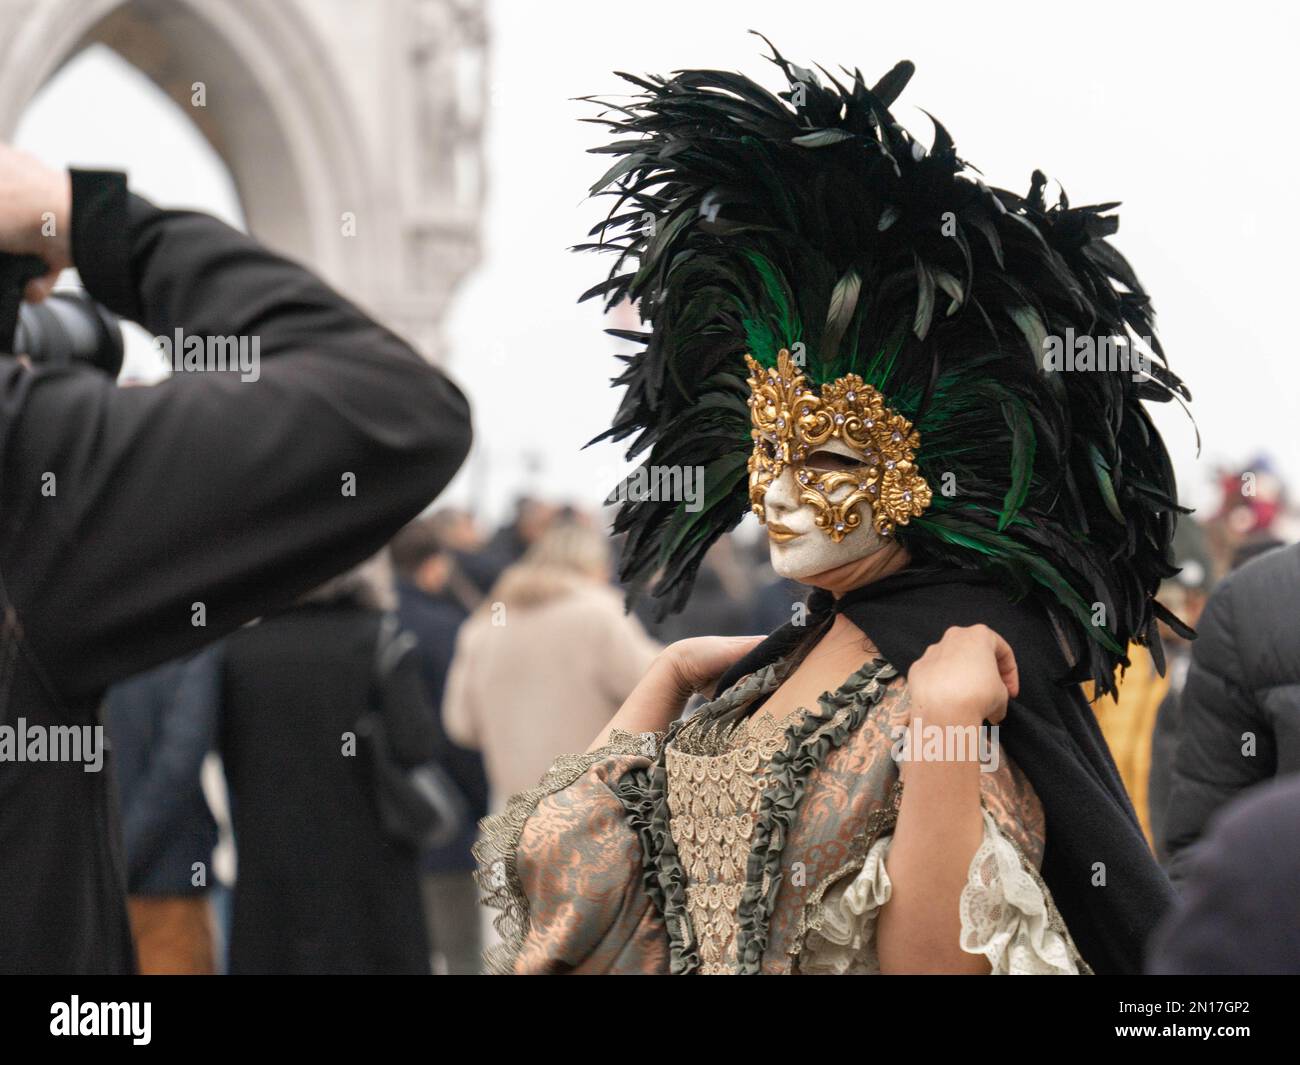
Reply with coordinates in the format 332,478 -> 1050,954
103,456 -> 1300,975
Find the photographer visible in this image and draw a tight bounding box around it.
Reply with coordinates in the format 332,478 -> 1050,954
0,144 -> 472,973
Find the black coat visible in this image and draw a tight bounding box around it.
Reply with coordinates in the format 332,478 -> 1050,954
0,170 -> 470,973
1164,543 -> 1300,885
219,604 -> 435,974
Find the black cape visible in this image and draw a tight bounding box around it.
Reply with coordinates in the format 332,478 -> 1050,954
714,567 -> 1174,974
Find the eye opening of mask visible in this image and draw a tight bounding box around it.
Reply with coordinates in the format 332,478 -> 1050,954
803,449 -> 873,474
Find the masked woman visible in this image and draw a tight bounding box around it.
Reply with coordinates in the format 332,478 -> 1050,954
474,37 -> 1192,975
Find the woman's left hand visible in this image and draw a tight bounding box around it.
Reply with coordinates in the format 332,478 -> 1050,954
906,624 -> 1019,730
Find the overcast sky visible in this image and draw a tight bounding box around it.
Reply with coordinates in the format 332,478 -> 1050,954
15,0 -> 1299,526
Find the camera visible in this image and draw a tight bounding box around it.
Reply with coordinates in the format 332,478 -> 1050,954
0,252 -> 123,376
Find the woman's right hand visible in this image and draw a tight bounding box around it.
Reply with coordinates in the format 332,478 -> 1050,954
661,635 -> 766,700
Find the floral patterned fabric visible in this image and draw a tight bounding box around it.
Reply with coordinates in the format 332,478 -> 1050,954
474,655 -> 1088,974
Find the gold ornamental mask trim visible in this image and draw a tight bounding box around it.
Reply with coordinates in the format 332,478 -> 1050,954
745,349 -> 932,540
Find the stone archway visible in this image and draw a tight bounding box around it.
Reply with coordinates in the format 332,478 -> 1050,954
0,0 -> 485,360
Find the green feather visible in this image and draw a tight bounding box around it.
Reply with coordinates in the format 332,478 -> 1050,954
1089,444 -> 1125,523
998,399 -> 1036,530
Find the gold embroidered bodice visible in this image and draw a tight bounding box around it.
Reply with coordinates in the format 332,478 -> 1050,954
665,705 -> 813,975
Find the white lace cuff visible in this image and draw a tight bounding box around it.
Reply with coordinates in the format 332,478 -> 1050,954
800,809 -> 1080,975
958,808 -> 1078,974
799,834 -> 892,975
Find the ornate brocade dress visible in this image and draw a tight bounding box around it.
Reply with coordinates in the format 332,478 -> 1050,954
475,656 -> 1088,975
667,703 -> 809,973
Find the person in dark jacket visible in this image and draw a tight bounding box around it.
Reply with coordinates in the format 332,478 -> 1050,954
1163,542 -> 1300,887
391,518 -> 488,973
219,554 -> 436,974
637,539 -> 754,645
476,495 -> 556,588
1147,773 -> 1300,974
0,144 -> 471,973
1145,518 -> 1214,865
103,647 -> 221,974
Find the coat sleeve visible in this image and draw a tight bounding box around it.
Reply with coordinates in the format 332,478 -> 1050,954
0,170 -> 471,703
1164,572 -> 1271,884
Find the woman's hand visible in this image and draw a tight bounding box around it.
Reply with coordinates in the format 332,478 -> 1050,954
906,624 -> 1019,729
585,635 -> 764,753
661,635 -> 766,700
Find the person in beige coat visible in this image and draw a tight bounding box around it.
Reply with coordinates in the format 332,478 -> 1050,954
443,521 -> 660,808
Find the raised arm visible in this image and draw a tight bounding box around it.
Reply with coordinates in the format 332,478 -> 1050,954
0,150 -> 471,702
877,624 -> 1018,974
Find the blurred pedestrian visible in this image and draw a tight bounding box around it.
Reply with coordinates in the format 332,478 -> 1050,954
1202,457 -> 1287,579
427,507 -> 500,601
443,520 -> 659,806
103,647 -> 221,974
1164,542 -> 1300,886
391,519 -> 489,974
218,554 -> 439,973
1146,520 -> 1215,863
475,495 -> 557,589
1147,774 -> 1300,974
642,539 -> 754,644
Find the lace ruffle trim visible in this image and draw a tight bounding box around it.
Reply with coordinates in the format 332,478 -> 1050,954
799,833 -> 894,973
613,656 -> 897,975
959,808 -> 1087,974
734,659 -> 896,973
800,808 -> 1089,974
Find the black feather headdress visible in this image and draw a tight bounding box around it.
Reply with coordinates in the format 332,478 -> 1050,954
580,33 -> 1192,696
